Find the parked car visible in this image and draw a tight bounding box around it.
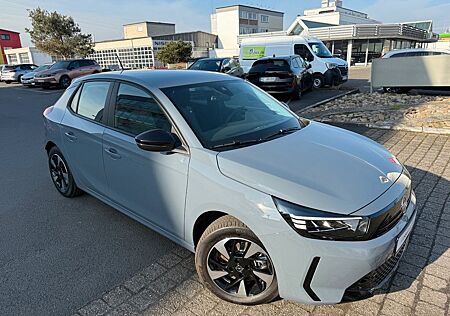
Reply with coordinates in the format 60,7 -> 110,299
34,59 -> 101,88
0,64 -> 7,81
188,57 -> 244,77
0,64 -> 38,84
44,70 -> 416,306
240,35 -> 348,88
382,48 -> 450,58
21,64 -> 53,87
246,55 -> 313,99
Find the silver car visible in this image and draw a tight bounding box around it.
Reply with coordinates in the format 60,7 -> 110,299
0,63 -> 37,83
43,70 -> 416,305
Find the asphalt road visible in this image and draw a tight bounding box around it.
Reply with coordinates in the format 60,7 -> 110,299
0,74 -> 370,316
0,84 -> 178,315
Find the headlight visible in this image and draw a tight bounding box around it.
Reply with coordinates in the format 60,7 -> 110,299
326,62 -> 337,69
274,198 -> 370,241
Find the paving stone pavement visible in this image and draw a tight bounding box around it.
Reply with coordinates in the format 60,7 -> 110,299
74,128 -> 450,316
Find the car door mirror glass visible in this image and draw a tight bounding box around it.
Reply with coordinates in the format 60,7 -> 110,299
135,129 -> 177,152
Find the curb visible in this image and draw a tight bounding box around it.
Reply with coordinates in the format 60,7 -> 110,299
318,119 -> 450,135
296,88 -> 360,114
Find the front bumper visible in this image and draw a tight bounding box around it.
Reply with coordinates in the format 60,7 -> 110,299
22,78 -> 35,85
261,190 -> 416,304
35,77 -> 58,87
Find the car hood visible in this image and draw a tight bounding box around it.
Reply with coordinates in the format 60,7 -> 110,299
22,72 -> 36,79
322,57 -> 347,67
216,122 -> 402,215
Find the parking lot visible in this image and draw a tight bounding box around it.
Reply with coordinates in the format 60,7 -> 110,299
0,75 -> 448,316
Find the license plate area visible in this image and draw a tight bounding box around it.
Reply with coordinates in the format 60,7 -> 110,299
260,77 -> 277,82
395,214 -> 415,253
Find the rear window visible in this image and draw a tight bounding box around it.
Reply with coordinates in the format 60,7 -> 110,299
189,59 -> 221,72
4,65 -> 16,70
249,59 -> 290,72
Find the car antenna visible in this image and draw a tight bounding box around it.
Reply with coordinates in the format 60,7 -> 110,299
116,53 -> 124,73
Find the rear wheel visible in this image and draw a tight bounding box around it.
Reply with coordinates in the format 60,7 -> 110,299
291,85 -> 301,100
313,74 -> 324,89
48,147 -> 82,197
5,80 -> 11,84
195,215 -> 278,305
59,76 -> 71,89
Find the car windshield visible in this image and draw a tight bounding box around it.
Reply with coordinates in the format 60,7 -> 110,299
33,65 -> 51,72
50,61 -> 71,70
250,59 -> 290,72
162,80 -> 302,150
308,42 -> 332,58
189,59 -> 221,72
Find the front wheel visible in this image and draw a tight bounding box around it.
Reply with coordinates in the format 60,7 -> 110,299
195,215 -> 278,305
59,76 -> 71,89
313,74 -> 324,89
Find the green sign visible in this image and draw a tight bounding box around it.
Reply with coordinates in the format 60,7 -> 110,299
243,46 -> 266,60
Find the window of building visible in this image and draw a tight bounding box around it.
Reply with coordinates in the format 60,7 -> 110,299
76,81 -> 111,122
19,53 -> 30,63
239,11 -> 247,19
260,15 -> 269,23
113,83 -> 171,136
7,54 -> 18,64
248,12 -> 257,20
1,34 -> 11,40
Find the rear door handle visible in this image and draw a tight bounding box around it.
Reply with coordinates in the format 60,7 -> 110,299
64,131 -> 77,141
104,147 -> 121,159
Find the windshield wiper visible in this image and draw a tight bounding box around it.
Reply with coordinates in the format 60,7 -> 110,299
263,127 -> 302,141
212,139 -> 264,150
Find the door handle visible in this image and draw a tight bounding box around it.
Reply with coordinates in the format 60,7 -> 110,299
104,147 -> 121,159
64,131 -> 77,141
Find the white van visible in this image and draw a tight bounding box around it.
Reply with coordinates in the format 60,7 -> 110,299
240,36 -> 348,88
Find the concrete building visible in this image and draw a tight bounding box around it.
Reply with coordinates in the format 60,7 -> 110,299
4,47 -> 53,65
211,5 -> 284,57
89,22 -> 217,69
238,0 -> 438,66
123,22 -> 175,39
0,29 -> 22,64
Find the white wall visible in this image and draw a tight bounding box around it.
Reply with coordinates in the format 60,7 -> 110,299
427,40 -> 450,50
31,50 -> 53,65
214,9 -> 240,52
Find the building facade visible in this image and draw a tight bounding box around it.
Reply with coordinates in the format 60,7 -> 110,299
89,22 -> 217,69
0,29 -> 22,64
238,0 -> 438,66
211,5 -> 284,57
4,47 -> 54,65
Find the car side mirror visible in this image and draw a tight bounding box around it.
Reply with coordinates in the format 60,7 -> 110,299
306,63 -> 312,69
222,67 -> 231,73
135,129 -> 177,152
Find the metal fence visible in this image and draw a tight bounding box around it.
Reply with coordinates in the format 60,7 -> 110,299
370,55 -> 450,91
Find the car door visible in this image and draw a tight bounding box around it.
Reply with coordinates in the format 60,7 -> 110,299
59,80 -> 112,196
68,60 -> 83,79
102,81 -> 189,238
296,56 -> 313,90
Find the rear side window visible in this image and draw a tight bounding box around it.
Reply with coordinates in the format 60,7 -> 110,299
113,83 -> 171,136
250,59 -> 290,72
76,81 -> 110,122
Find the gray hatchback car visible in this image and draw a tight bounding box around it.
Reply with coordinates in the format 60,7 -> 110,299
43,70 -> 416,305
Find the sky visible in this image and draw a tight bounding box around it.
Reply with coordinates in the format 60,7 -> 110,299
1,0 -> 449,46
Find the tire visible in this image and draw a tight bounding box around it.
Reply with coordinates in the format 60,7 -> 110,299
59,75 -> 71,89
48,146 -> 83,198
195,215 -> 278,305
18,75 -> 23,83
5,81 -> 11,84
312,74 -> 324,89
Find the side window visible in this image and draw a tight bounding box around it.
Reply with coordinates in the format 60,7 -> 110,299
69,61 -> 80,69
80,60 -> 92,67
291,58 -> 299,68
294,44 -> 314,62
114,83 -> 171,136
76,81 -> 110,122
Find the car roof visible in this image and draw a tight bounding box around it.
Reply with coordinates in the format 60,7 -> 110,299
75,70 -> 238,89
383,48 -> 450,57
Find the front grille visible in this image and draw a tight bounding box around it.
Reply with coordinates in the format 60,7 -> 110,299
343,241 -> 407,301
338,66 -> 348,76
369,185 -> 411,239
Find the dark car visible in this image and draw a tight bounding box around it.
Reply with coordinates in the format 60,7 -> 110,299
246,55 -> 313,100
188,57 -> 244,77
